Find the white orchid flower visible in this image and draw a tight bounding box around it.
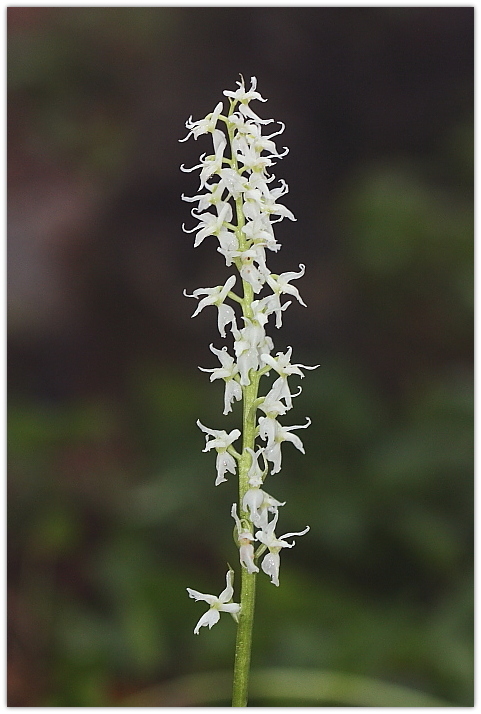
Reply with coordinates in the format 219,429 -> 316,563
187,569 -> 240,634
267,263 -> 306,302
184,275 -> 237,338
244,121 -> 289,160
242,215 -> 279,252
183,201 -> 232,248
223,75 -> 268,107
242,488 -> 285,529
218,167 -> 248,199
258,416 -> 311,474
262,347 -> 319,407
258,293 -> 291,329
179,101 -> 224,142
199,344 -> 242,415
258,388 -> 289,418
232,321 -> 262,386
217,227 -> 240,267
256,512 -> 309,586
231,504 -> 259,574
234,135 -> 273,173
181,181 -> 226,213
181,129 -> 227,189
245,447 -> 266,487
237,251 -> 266,294
196,421 -> 241,485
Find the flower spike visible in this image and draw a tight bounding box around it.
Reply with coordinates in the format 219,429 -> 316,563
181,77 -> 314,657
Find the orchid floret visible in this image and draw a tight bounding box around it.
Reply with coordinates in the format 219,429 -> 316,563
187,568 -> 241,634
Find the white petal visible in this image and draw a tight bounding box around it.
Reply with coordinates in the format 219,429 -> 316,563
193,608 -> 220,634
218,569 -> 235,603
223,379 -> 242,415
280,525 -> 310,543
186,588 -> 217,605
259,416 -> 277,448
281,431 -> 305,453
240,543 -> 259,574
196,420 -> 217,437
261,552 -> 280,586
242,488 -> 264,520
217,303 -> 236,338
219,602 -> 241,614
264,442 -> 282,474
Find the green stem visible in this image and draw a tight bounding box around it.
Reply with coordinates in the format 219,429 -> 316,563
231,559 -> 257,706
232,357 -> 259,707
226,100 -> 260,707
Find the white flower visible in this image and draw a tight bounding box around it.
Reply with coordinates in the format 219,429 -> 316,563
243,488 -> 285,528
184,275 -> 237,338
259,552 -> 281,587
199,344 -> 242,415
181,181 -> 225,212
231,504 -> 259,574
233,338 -> 258,387
179,101 -> 224,142
233,319 -> 273,386
181,129 -> 227,189
197,420 -> 241,485
218,168 -> 248,199
258,416 -> 311,474
237,99 -> 273,126
242,186 -> 264,222
245,447 -> 266,487
223,379 -> 243,415
259,388 -> 289,418
187,569 -> 240,634
256,511 -> 309,586
184,202 -> 232,248
223,76 -> 269,108
232,321 -> 262,385
234,135 -> 273,173
243,121 -> 288,160
266,264 -> 306,303
242,215 -> 279,252
200,129 -> 228,187
250,299 -> 270,328
238,251 -> 266,294
258,293 -> 291,329
217,228 -> 240,267
262,347 -> 319,408
258,181 -> 296,223
264,265 -> 306,327
247,171 -> 277,200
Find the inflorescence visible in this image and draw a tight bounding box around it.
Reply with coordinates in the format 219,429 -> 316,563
181,76 -> 316,635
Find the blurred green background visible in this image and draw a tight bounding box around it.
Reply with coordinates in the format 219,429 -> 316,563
7,7 -> 473,707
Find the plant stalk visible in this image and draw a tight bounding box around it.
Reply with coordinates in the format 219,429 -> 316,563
231,567 -> 257,706
228,103 -> 260,706
232,333 -> 259,706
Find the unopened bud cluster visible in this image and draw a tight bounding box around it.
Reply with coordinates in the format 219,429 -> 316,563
181,77 -> 316,635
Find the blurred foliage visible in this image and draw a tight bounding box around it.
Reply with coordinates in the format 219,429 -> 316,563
8,6 -> 472,707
